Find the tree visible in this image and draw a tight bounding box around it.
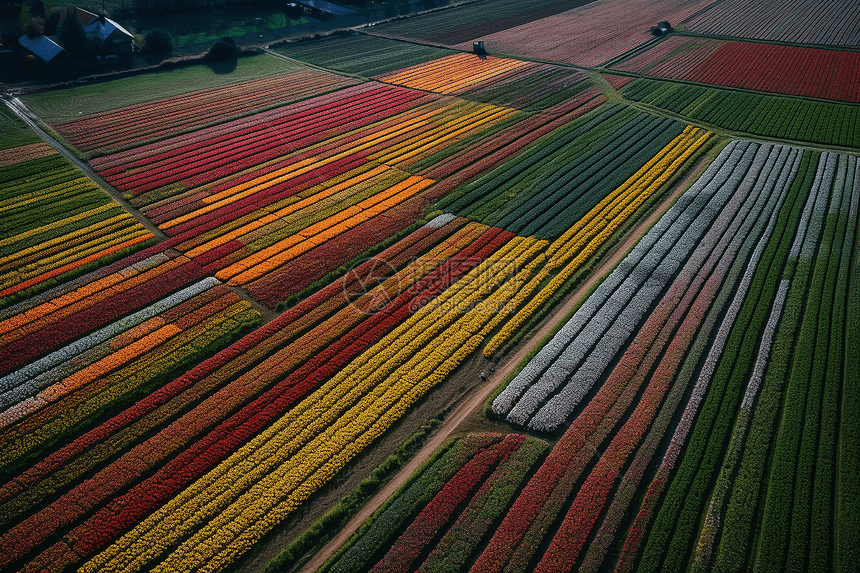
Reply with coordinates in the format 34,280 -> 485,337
143,29 -> 172,53
29,0 -> 45,19
44,8 -> 61,35
23,16 -> 44,38
205,36 -> 238,61
56,5 -> 89,57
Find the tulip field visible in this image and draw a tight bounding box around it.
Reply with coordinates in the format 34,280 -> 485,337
326,143 -> 858,573
3,0 -> 860,571
611,36 -> 860,102
50,70 -> 358,156
374,53 -> 591,111
683,0 -> 860,46
0,147 -> 154,306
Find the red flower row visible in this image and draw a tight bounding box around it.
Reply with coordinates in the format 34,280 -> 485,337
370,435 -> 523,573
0,256 -> 207,376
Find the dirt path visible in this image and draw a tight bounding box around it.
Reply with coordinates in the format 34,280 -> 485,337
3,97 -> 283,325
297,152 -> 710,573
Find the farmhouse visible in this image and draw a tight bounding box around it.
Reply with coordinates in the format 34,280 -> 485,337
75,6 -> 135,53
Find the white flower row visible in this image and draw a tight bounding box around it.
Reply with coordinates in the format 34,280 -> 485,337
741,279 -> 791,411
0,252 -> 170,324
662,145 -> 803,470
424,213 -> 456,228
526,142 -> 774,431
497,141 -> 782,429
789,152 -> 836,260
694,278 -> 791,569
850,156 -> 860,219
0,278 -> 220,404
491,140 -> 746,418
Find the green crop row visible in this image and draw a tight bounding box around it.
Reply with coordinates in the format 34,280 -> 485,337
318,433 -> 504,573
437,103 -> 629,216
709,151 -> 818,572
756,154 -> 851,573
838,161 -> 860,573
273,34 -> 455,78
807,158 -> 857,573
637,150 -> 815,573
621,79 -> 860,148
754,153 -> 838,572
0,155 -> 69,187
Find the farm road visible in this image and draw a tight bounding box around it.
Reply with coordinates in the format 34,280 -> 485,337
295,150 -> 710,573
3,97 -> 168,241
2,97 -> 283,324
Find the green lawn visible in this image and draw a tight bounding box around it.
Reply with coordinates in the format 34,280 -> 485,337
22,53 -> 304,122
0,105 -> 40,150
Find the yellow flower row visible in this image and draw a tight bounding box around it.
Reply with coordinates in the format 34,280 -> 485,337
378,53 -> 531,95
0,227 -> 151,290
0,212 -> 134,268
483,126 -> 712,356
0,202 -> 117,249
371,104 -> 514,166
83,235 -> 542,573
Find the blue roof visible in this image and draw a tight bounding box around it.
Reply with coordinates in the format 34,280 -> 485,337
299,0 -> 356,16
18,34 -> 66,62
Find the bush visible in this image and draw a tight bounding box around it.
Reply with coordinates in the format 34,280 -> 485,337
143,29 -> 172,54
205,36 -> 238,61
23,17 -> 44,38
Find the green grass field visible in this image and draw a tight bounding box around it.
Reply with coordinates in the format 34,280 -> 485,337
0,106 -> 40,150
21,53 -> 305,121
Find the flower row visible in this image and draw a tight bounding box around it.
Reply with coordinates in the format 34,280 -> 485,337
530,144 -> 801,573
78,230 -> 528,572
493,141 -> 757,430
483,125 -> 711,356
376,53 -> 532,95
54,71 -> 358,154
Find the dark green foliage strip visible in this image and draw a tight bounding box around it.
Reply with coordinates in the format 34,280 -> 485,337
273,34 -> 455,78
808,157 -> 857,573
637,151 -> 816,573
319,434 -> 504,573
439,104 -> 631,220
416,437 -> 548,573
621,79 -> 860,149
438,103 -> 684,240
838,161 -> 860,573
